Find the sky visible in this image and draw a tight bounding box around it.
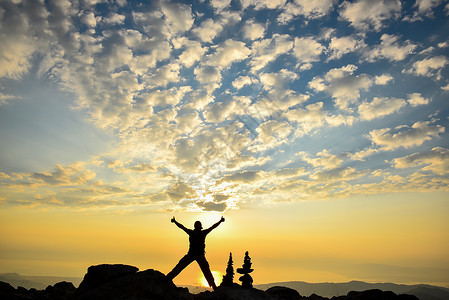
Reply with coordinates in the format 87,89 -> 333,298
1,0 -> 449,289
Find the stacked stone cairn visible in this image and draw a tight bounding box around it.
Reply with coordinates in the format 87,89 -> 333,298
236,251 -> 253,288
220,252 -> 234,286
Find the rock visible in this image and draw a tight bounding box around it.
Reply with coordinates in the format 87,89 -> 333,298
0,280 -> 32,300
45,281 -> 76,300
76,268 -> 192,300
77,264 -> 139,294
266,286 -> 301,300
196,285 -> 271,300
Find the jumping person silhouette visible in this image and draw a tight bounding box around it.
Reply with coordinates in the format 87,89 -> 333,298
166,216 -> 225,290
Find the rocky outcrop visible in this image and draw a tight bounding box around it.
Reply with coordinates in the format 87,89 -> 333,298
0,265 -> 421,300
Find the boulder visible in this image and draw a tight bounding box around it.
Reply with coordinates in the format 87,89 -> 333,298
195,285 -> 271,300
266,286 -> 301,300
76,268 -> 191,300
77,264 -> 139,294
45,281 -> 76,300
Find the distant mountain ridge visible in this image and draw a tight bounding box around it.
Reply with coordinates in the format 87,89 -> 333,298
0,273 -> 82,290
255,281 -> 449,300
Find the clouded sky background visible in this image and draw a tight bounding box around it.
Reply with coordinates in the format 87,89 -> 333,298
1,0 -> 449,288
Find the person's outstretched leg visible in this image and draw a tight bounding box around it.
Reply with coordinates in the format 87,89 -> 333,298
196,255 -> 217,290
166,254 -> 193,280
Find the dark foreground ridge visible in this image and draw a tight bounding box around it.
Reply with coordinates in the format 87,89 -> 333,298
0,264 -> 420,300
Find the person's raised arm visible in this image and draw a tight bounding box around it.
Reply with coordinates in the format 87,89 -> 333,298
171,217 -> 189,233
204,216 -> 225,234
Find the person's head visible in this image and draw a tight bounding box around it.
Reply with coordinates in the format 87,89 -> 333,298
194,220 -> 202,230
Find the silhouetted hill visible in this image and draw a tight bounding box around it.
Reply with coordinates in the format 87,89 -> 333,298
0,264 -> 437,300
256,281 -> 449,300
0,272 -> 83,289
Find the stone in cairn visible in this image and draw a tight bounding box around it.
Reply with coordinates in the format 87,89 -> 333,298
236,251 -> 253,288
220,252 -> 234,287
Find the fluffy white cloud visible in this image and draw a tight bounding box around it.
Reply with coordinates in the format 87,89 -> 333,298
364,34 -> 417,62
259,69 -> 299,90
177,39 -> 206,67
0,0 -> 47,79
104,13 -> 125,24
194,65 -> 222,94
407,92 -> 430,107
192,18 -> 223,43
340,0 -> 401,31
369,121 -> 445,150
308,65 -> 372,109
278,0 -> 335,23
242,20 -> 265,40
232,75 -> 258,89
405,56 -> 449,79
358,97 -> 407,120
203,97 -> 243,123
210,0 -> 232,11
375,74 -> 393,85
250,34 -> 293,71
299,149 -> 347,169
240,0 -> 287,10
205,39 -> 251,68
160,1 -> 194,34
249,120 -> 293,152
327,35 -> 365,60
393,147 -> 449,175
293,37 -> 325,64
285,102 -> 326,134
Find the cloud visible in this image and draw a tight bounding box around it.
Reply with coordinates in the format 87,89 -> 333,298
196,200 -> 228,212
299,149 -> 348,169
176,39 -> 206,67
406,0 -> 446,20
217,170 -> 262,184
369,121 -> 445,150
192,18 -> 223,43
285,102 -> 326,134
242,20 -> 265,40
278,0 -> 335,23
249,120 -> 293,152
327,35 -> 365,60
393,147 -> 449,175
250,34 -> 293,71
205,39 -> 251,68
160,1 -> 194,34
374,74 -> 393,85
30,163 -> 96,186
210,0 -> 232,11
405,56 -> 449,80
232,75 -> 258,89
364,34 -> 417,62
339,0 -> 401,31
308,64 -> 372,109
194,65 -> 222,94
358,97 -> 407,120
0,0 -> 46,79
311,167 -> 368,182
240,0 -> 287,10
203,97 -> 243,123
260,69 -> 299,90
293,37 -> 325,64
407,92 -> 430,107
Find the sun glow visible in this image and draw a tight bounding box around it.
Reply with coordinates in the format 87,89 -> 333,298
200,271 -> 222,288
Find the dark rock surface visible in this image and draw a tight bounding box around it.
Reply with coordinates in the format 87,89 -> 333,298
0,265 -> 422,300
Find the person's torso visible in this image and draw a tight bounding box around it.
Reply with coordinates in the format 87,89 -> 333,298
188,230 -> 206,255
